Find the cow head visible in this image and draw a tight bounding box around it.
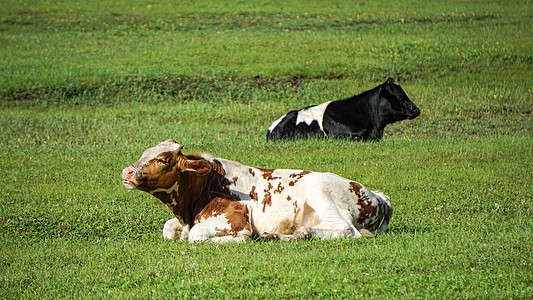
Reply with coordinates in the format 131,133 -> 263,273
121,139 -> 211,193
379,78 -> 420,121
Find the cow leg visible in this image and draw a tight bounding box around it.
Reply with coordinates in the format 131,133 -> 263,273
257,227 -> 361,241
293,225 -> 362,240
163,218 -> 189,241
188,215 -> 252,243
299,193 -> 364,239
257,232 -> 295,241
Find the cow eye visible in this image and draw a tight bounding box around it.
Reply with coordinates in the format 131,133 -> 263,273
156,158 -> 167,164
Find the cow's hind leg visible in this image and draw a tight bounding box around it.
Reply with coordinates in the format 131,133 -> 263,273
293,225 -> 362,240
297,191 -> 364,240
257,226 -> 362,241
257,232 -> 295,241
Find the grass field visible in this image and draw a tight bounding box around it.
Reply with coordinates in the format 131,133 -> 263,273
1,0 -> 532,298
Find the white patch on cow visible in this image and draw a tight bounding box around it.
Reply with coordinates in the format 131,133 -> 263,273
200,152 -> 215,162
151,182 -> 179,206
137,140 -> 183,166
150,181 -> 179,195
295,101 -> 331,133
267,113 -> 287,132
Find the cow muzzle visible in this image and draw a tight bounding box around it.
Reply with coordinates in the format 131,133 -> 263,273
407,106 -> 421,119
122,167 -> 139,190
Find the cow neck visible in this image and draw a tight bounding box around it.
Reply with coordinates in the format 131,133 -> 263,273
346,90 -> 382,126
151,158 -> 230,227
372,93 -> 387,129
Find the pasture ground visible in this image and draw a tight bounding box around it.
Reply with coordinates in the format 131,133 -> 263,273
1,0 -> 532,298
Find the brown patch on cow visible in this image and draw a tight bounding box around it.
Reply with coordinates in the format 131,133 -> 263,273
232,177 -> 238,186
249,186 -> 258,201
286,195 -> 298,213
277,219 -> 296,234
356,191 -> 378,225
348,181 -> 363,195
350,181 -> 379,227
215,228 -> 232,237
358,200 -> 375,221
195,197 -> 226,222
262,183 -> 273,212
363,200 -> 391,232
290,197 -> 299,214
224,201 -> 252,236
266,182 -> 273,191
273,182 -> 284,194
197,198 -> 252,237
142,153 -> 181,191
259,168 -> 281,181
289,170 -> 311,179
248,168 -> 255,177
287,170 -> 311,186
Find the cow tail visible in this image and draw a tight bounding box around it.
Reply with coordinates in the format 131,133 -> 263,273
372,193 -> 393,236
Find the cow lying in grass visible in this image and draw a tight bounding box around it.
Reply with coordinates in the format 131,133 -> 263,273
122,140 -> 392,243
267,78 -> 420,141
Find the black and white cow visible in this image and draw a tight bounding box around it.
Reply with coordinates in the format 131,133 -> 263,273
266,78 -> 420,141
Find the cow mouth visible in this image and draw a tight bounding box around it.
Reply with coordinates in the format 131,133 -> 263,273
122,179 -> 137,190
408,109 -> 421,119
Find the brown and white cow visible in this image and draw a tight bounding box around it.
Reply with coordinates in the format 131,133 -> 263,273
121,139 -> 392,243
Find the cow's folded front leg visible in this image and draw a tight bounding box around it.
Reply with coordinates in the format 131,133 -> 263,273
163,218 -> 189,241
188,214 -> 252,243
188,198 -> 254,243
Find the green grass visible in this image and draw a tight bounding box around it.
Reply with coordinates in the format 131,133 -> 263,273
1,0 -> 532,298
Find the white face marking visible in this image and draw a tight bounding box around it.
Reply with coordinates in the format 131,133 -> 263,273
136,140 -> 183,166
150,181 -> 179,194
295,101 -> 331,132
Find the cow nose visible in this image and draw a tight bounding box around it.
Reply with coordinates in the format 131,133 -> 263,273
122,167 -> 134,179
409,105 -> 421,118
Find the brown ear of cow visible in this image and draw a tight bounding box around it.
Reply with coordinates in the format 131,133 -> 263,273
172,145 -> 184,157
183,159 -> 211,176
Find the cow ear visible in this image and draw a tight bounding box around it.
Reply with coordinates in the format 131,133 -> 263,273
379,83 -> 391,98
172,144 -> 184,156
385,78 -> 395,85
183,159 -> 211,176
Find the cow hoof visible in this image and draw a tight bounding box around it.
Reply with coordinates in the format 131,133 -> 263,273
259,232 -> 282,241
293,228 -> 313,240
359,229 -> 374,237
